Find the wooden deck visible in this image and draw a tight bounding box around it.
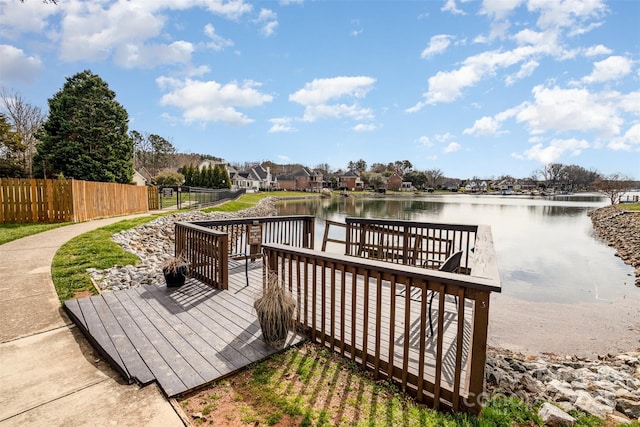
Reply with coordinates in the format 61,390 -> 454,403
64,261 -> 304,397
65,257 -> 472,400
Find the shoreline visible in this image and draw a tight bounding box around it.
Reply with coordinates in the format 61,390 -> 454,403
588,205 -> 640,287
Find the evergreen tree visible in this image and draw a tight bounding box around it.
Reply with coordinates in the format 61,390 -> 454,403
212,164 -> 222,188
34,70 -> 133,183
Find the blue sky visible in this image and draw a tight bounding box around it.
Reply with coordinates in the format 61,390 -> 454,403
1,0 -> 639,179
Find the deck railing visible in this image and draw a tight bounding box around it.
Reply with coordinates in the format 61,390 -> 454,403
344,217 -> 478,272
263,224 -> 500,414
175,215 -> 314,289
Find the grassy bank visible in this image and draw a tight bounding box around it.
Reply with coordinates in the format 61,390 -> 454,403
180,343 -> 611,427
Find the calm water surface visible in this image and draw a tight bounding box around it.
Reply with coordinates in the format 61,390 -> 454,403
276,194 -> 635,304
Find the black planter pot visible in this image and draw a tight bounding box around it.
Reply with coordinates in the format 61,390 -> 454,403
162,265 -> 188,287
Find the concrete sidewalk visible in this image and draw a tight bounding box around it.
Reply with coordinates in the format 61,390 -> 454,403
0,216 -> 184,426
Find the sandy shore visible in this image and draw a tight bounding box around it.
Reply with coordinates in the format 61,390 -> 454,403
487,205 -> 640,358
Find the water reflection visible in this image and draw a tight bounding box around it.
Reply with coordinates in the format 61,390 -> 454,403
276,193 -> 635,304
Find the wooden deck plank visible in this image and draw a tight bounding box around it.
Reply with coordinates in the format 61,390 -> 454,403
111,290 -> 205,395
132,284 -> 247,375
124,286 -> 223,384
89,296 -> 155,384
101,291 -> 188,396
69,298 -> 128,378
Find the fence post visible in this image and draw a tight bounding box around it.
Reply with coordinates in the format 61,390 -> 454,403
465,288 -> 490,414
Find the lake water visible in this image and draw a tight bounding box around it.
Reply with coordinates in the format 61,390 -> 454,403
275,193 -> 636,305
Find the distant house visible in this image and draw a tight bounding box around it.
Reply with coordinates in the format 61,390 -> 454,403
230,164 -> 276,191
275,167 -> 322,191
401,181 -> 414,191
339,170 -> 363,191
276,173 -> 297,191
132,167 -> 154,186
464,181 -> 487,192
386,173 -> 403,191
253,165 -> 277,190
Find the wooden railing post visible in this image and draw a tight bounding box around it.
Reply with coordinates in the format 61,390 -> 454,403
218,234 -> 229,290
464,288 -> 491,414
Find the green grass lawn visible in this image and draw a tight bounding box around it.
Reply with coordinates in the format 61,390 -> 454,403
0,222 -> 71,246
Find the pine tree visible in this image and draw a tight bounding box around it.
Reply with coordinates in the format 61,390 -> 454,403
34,70 -> 133,183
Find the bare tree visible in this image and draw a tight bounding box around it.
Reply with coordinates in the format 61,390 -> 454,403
0,88 -> 46,177
539,163 -> 565,187
593,173 -> 633,205
425,168 -> 444,188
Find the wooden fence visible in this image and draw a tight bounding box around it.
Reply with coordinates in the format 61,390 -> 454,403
0,178 -> 151,223
148,186 -> 159,210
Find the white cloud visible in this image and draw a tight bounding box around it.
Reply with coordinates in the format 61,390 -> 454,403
463,116 -> 503,136
528,0 -> 607,31
505,60 -> 539,86
480,0 -> 524,20
277,154 -> 290,162
254,8 -> 278,37
55,1 -> 251,66
114,41 -> 194,68
289,76 -> 376,123
268,117 -> 297,133
0,44 -> 42,83
156,76 -> 273,126
350,19 -> 363,37
409,1 -> 607,111
421,35 -> 453,59
204,24 -> 233,51
0,0 -> 59,38
59,2 -> 167,62
583,44 -> 612,57
515,85 -> 624,137
441,0 -> 465,15
417,136 -> 433,147
582,56 -> 633,83
444,142 -> 461,153
290,76 -> 375,105
434,132 -> 454,142
522,138 -> 590,163
607,123 -> 640,151
353,123 -> 377,132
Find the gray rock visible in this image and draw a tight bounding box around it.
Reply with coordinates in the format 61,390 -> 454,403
616,398 -> 640,419
574,393 -> 614,419
538,402 -> 576,427
547,379 -> 579,402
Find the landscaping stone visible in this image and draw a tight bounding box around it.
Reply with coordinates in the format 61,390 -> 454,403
487,347 -> 640,421
88,197 -> 277,292
588,205 -> 640,287
538,402 -> 576,427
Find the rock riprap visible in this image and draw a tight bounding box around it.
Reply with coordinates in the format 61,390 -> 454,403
487,348 -> 640,422
588,205 -> 640,287
87,197 -> 277,292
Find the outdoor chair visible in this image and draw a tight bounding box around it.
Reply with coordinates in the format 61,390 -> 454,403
397,250 -> 463,336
